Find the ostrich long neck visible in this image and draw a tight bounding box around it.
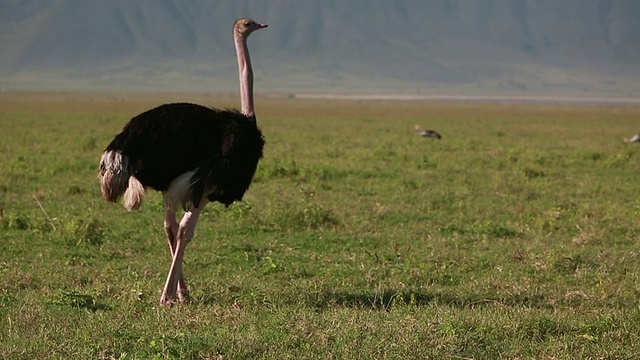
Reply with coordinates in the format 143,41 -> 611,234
235,35 -> 255,119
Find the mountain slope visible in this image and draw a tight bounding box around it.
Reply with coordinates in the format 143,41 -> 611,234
1,0 -> 639,96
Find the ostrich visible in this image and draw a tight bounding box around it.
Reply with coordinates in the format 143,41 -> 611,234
98,18 -> 268,305
414,125 -> 442,139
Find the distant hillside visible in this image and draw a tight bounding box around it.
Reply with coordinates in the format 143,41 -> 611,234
1,0 -> 639,96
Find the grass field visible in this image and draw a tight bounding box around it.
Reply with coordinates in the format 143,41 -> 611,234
1,92 -> 640,359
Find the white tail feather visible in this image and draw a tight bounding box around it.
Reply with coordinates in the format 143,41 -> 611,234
124,176 -> 145,211
99,150 -> 146,210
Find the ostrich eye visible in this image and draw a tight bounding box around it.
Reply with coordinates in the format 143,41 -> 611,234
244,21 -> 251,27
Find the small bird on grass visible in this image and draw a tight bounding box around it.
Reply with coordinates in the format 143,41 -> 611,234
414,125 -> 441,139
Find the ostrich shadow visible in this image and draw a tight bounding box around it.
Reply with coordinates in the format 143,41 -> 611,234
308,289 -> 550,311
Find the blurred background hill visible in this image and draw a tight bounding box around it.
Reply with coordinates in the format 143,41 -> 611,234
1,0 -> 639,97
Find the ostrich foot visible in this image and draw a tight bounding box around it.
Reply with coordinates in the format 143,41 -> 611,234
159,285 -> 189,306
159,290 -> 176,307
177,288 -> 189,303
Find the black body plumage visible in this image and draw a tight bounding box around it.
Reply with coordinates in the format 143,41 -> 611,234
103,102 -> 264,208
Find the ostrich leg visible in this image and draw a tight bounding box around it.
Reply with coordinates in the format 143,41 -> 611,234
163,210 -> 188,301
160,201 -> 207,305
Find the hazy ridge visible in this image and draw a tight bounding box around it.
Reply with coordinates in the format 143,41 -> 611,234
1,0 -> 639,96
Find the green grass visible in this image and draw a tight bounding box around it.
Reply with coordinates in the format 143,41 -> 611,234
1,92 -> 640,359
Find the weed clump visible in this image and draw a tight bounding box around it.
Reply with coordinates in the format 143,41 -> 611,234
81,136 -> 97,151
50,289 -> 108,311
63,218 -> 105,246
0,210 -> 30,230
263,190 -> 339,231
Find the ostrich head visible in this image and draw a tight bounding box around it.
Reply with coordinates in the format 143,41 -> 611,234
234,18 -> 268,39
